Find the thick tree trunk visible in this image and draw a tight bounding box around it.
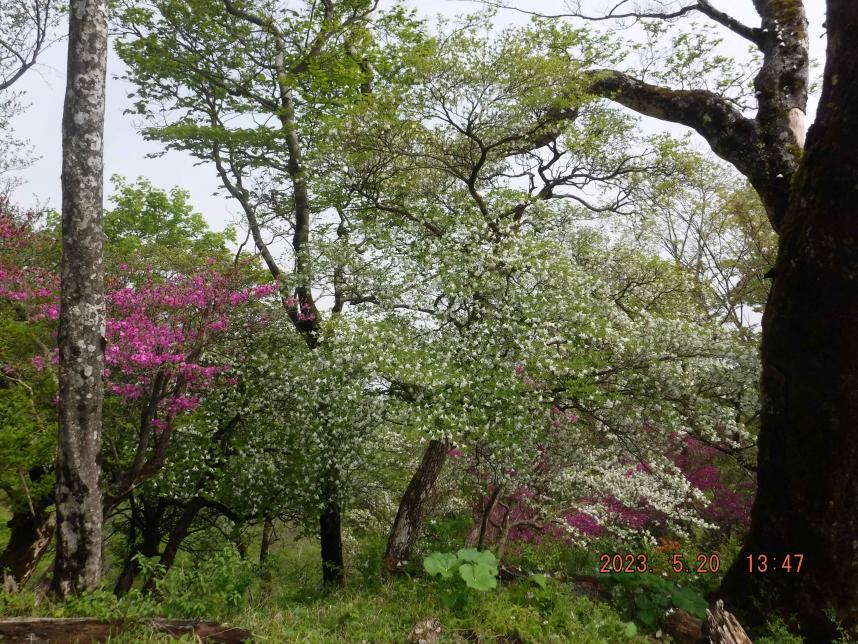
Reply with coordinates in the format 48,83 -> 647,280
52,0 -> 109,598
0,509 -> 55,588
719,3 -> 858,640
382,439 -> 448,573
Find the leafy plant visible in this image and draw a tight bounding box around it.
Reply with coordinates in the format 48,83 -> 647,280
602,572 -> 708,629
423,548 -> 499,611
155,546 -> 257,619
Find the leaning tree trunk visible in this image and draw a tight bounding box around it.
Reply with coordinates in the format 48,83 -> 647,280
0,509 -> 55,589
52,0 -> 109,598
382,439 -> 448,573
718,3 -> 858,640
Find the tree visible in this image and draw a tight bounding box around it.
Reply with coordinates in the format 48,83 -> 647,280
0,0 -> 57,92
717,2 -> 858,639
0,204 -> 58,588
492,0 -> 855,637
115,0 -> 424,585
490,0 -> 809,231
53,0 -> 109,597
327,16 -> 758,571
624,140 -> 777,330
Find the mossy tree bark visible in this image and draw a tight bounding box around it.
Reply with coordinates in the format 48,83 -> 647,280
718,2 -> 858,639
52,0 -> 109,598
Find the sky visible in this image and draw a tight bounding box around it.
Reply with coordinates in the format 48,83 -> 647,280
7,0 -> 828,236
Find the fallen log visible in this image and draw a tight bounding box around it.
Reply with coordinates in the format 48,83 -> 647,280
0,617 -> 252,642
664,608 -> 705,643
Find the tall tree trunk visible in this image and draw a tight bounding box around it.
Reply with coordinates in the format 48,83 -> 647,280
52,0 -> 109,599
719,3 -> 858,640
215,4 -> 344,582
382,439 -> 448,574
0,509 -> 55,589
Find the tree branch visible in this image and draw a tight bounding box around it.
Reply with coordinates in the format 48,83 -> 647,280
584,69 -> 792,229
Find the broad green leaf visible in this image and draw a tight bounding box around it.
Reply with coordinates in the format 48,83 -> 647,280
423,552 -> 459,579
671,586 -> 708,618
458,563 -> 498,591
456,548 -> 497,570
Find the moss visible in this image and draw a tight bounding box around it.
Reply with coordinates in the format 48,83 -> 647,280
769,0 -> 808,41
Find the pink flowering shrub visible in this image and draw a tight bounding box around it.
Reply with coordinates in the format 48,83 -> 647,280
671,437 -> 754,527
0,207 -> 277,491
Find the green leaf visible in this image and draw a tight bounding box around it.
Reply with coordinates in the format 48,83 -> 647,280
671,586 -> 708,618
637,606 -> 659,627
530,573 -> 548,589
623,622 -> 638,637
423,552 -> 459,579
458,562 -> 498,592
456,548 -> 497,569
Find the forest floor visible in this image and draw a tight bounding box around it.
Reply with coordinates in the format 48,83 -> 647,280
0,515 -> 806,643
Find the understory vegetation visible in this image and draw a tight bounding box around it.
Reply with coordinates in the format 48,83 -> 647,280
0,518 -> 807,643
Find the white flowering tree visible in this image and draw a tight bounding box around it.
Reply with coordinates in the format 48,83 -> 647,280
316,15 -> 759,569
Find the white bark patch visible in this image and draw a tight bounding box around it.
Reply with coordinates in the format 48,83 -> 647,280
789,108 -> 806,148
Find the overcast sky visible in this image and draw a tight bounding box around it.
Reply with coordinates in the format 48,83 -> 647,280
7,0 -> 827,235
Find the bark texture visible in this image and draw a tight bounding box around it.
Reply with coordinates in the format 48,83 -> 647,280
382,439 -> 448,573
0,509 -> 55,588
703,601 -> 752,644
52,0 -> 109,598
585,0 -> 809,232
718,2 -> 858,640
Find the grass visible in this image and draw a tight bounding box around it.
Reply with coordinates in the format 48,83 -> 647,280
0,521 -> 815,642
1,533 -> 647,643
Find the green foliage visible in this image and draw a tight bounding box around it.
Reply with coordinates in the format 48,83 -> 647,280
422,551 -> 458,579
154,546 -> 257,619
424,548 -> 498,591
423,548 -> 498,612
601,572 -> 708,629
105,175 -> 238,274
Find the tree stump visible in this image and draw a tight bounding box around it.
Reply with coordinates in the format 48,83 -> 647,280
704,600 -> 753,644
